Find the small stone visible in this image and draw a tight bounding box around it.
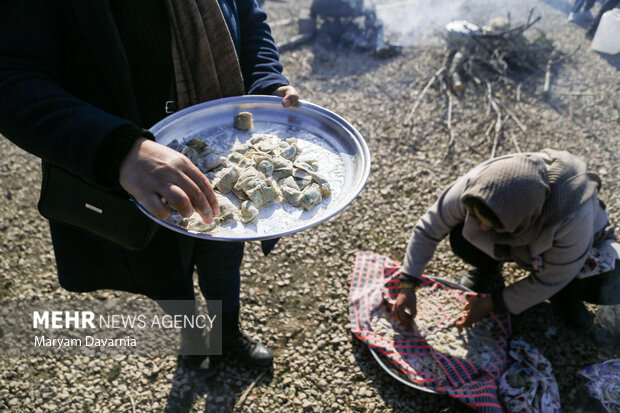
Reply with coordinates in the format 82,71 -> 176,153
282,377 -> 293,386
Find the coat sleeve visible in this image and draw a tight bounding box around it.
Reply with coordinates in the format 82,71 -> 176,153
0,1 -> 137,188
235,0 -> 290,95
501,201 -> 595,314
401,177 -> 468,279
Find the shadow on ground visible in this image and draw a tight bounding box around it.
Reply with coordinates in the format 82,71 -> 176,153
598,51 -> 620,70
163,356 -> 273,413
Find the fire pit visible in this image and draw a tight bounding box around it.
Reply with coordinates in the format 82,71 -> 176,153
310,0 -> 368,19
277,0 -> 400,57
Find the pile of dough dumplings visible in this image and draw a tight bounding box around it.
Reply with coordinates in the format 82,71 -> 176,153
165,115 -> 331,233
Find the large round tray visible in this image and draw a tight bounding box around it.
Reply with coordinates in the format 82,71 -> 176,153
137,95 -> 370,241
368,277 -> 472,394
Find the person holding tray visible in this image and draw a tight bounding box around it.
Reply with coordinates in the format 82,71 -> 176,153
0,0 -> 298,373
392,149 -> 619,332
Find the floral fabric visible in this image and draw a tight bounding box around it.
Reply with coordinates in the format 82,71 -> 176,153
499,339 -> 561,413
579,360 -> 620,413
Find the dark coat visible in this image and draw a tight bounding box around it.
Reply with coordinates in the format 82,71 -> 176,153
0,0 -> 288,298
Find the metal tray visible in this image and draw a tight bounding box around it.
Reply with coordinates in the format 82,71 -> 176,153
136,95 -> 370,241
368,277 -> 472,394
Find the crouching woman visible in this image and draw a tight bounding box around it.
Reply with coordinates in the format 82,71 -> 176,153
393,149 -> 619,331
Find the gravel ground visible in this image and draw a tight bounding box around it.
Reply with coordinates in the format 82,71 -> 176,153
1,0 -> 619,412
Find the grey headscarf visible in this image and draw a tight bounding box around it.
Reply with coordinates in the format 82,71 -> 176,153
461,149 -> 601,246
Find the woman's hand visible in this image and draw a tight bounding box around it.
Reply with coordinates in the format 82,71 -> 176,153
119,138 -> 219,224
392,288 -> 417,326
455,295 -> 494,328
272,85 -> 299,107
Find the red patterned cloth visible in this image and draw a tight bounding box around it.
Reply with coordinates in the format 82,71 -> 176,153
349,251 -> 512,412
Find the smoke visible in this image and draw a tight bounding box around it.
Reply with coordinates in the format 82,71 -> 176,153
374,0 -> 539,46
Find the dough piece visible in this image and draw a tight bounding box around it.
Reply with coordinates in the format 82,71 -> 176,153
280,144 -> 298,160
185,212 -> 217,232
186,138 -> 209,153
212,167 -> 240,194
181,146 -> 201,165
240,201 -> 259,223
279,176 -> 299,190
282,186 -> 302,207
233,112 -> 253,130
256,159 -> 274,177
299,183 -> 322,211
199,153 -> 227,173
234,168 -> 265,193
216,194 -> 237,221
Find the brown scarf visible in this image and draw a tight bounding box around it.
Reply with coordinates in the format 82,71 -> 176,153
164,0 -> 245,109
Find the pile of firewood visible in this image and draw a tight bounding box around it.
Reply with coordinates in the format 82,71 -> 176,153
404,10 -> 577,158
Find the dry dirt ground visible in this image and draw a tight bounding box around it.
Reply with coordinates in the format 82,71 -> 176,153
1,0 -> 619,412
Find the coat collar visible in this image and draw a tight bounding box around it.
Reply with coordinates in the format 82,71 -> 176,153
71,0 -> 142,125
